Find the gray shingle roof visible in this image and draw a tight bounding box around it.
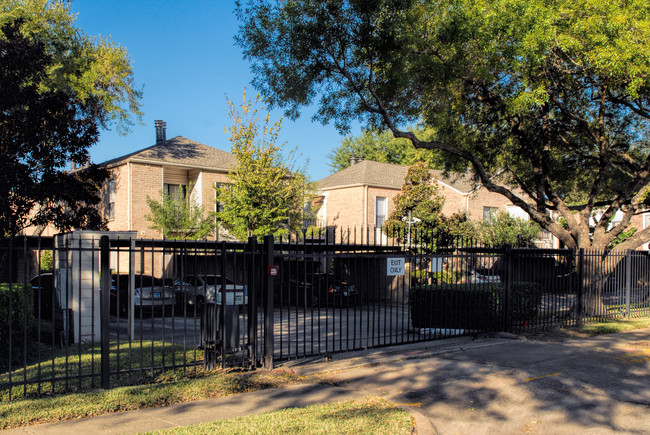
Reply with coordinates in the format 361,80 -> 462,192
102,136 -> 237,171
317,160 -> 478,193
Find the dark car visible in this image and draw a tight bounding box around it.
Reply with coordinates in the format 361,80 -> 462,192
29,273 -> 71,346
275,274 -> 360,307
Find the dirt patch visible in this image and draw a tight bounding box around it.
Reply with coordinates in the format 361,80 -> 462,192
520,328 -> 591,342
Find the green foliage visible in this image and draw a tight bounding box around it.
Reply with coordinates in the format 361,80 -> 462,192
607,227 -> 637,249
38,251 -> 53,273
510,282 -> 544,322
145,183 -> 215,240
0,0 -> 143,132
479,212 -> 541,248
0,283 -> 34,370
236,0 -> 650,251
440,212 -> 479,245
411,269 -> 459,286
409,284 -> 501,330
216,92 -> 314,241
327,127 -> 455,173
409,281 -> 543,329
384,162 -> 445,245
0,1 -> 142,238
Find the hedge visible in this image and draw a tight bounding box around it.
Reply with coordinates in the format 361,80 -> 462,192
0,283 -> 34,370
410,282 -> 543,330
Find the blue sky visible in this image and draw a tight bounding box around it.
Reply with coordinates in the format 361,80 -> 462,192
71,0 -> 358,181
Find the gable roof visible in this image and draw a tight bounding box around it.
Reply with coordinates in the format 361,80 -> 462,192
317,160 -> 478,193
102,136 -> 237,171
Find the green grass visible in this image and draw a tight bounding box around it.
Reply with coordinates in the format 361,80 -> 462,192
0,368 -> 312,430
145,396 -> 415,435
1,341 -> 205,401
578,317 -> 650,336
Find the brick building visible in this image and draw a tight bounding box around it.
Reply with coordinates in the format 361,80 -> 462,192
95,121 -> 235,239
315,159 -> 554,246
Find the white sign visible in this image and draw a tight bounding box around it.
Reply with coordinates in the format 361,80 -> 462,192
387,257 -> 406,276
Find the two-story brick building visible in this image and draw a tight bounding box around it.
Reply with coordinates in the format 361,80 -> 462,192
99,120 -> 234,239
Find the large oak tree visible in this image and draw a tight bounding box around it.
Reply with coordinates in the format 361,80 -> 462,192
237,0 -> 650,313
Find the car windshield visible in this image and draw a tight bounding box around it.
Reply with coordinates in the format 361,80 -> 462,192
201,275 -> 235,286
114,275 -> 166,289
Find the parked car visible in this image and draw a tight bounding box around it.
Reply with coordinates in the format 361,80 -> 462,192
275,274 -> 360,307
173,275 -> 248,313
468,268 -> 501,284
111,274 -> 175,316
29,273 -> 71,346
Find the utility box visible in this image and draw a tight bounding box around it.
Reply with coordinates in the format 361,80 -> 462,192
54,231 -> 136,344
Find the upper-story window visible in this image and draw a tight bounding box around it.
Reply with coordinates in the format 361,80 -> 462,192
107,179 -> 115,220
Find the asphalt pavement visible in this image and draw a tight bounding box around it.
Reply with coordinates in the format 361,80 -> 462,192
4,328 -> 650,434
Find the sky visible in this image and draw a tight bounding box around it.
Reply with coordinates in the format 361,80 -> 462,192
70,0 -> 359,181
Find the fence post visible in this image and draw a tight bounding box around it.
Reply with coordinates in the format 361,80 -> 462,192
502,245 -> 512,333
99,236 -> 110,390
263,235 -> 275,369
247,236 -> 258,368
577,249 -> 584,328
625,250 -> 632,318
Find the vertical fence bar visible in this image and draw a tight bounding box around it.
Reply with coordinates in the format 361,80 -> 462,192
502,246 -> 512,333
100,236 -> 111,390
247,237 -> 258,368
263,235 -> 275,369
577,249 -> 584,328
625,249 -> 632,318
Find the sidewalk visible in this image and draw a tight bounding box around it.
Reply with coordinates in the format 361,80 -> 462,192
5,329 -> 650,434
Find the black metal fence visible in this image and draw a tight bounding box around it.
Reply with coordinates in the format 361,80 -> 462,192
1,231 -> 649,401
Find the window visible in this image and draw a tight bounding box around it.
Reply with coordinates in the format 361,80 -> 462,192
214,183 -> 232,213
164,183 -> 186,199
107,179 -> 115,220
376,196 -> 387,227
483,206 -> 498,223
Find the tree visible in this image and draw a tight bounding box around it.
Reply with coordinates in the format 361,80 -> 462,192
480,212 -> 541,248
236,0 -> 650,251
327,126 -> 454,173
237,0 -> 650,312
384,161 -> 445,246
0,19 -> 106,237
216,93 -> 313,241
0,1 -> 142,238
145,184 -> 216,240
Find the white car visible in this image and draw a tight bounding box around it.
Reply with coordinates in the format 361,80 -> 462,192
468,268 -> 501,284
174,275 -> 248,312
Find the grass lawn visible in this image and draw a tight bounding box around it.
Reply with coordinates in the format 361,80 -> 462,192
145,396 -> 415,435
0,368 -> 316,430
524,316 -> 650,341
578,316 -> 650,335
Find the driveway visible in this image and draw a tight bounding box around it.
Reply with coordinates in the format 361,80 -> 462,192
286,328 -> 650,434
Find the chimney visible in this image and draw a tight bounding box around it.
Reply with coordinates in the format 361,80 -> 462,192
349,153 -> 357,167
155,120 -> 167,144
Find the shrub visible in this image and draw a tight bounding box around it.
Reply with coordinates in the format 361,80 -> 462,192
410,270 -> 459,286
510,282 -> 543,321
0,283 -> 34,370
410,282 -> 543,330
410,284 -> 501,330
